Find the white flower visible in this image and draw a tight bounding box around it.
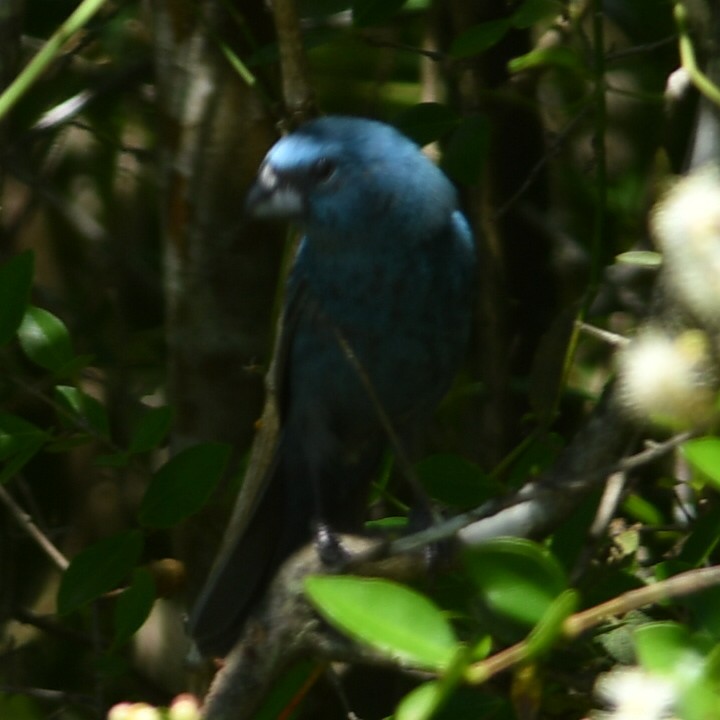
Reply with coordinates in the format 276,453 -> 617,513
616,328 -> 718,430
594,667 -> 677,720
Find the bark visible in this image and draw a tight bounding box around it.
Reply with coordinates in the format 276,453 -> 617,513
150,0 -> 285,597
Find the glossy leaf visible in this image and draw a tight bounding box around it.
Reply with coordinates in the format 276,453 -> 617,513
138,442 -> 231,528
0,250 -> 34,345
0,412 -> 49,485
129,406 -> 173,454
57,530 -> 143,615
18,306 -> 75,374
682,437 -> 720,487
463,538 -> 567,627
54,385 -> 110,438
394,103 -> 460,147
305,576 -> 457,670
112,567 -> 156,649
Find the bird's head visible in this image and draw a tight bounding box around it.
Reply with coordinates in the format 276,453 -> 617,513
245,116 -> 456,239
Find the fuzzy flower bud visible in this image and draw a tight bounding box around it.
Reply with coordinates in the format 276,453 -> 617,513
616,329 -> 718,429
651,165 -> 720,327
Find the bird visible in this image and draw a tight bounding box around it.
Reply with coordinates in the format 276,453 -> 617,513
189,116 -> 475,657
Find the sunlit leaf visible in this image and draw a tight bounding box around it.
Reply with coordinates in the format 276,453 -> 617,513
524,589 -> 578,658
396,681 -> 443,720
464,538 -> 567,627
683,437 -> 720,488
305,576 -> 458,670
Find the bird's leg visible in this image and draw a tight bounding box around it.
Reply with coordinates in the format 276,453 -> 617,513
312,519 -> 350,568
407,502 -> 455,572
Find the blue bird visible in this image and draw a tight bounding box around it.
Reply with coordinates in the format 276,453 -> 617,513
189,116 -> 475,656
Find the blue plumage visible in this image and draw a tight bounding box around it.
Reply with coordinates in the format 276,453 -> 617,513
189,117 -> 475,656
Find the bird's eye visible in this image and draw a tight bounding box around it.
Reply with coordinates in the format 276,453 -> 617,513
311,158 -> 336,182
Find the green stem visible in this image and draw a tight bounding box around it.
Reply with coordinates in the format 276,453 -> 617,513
0,0 -> 107,123
674,1 -> 720,108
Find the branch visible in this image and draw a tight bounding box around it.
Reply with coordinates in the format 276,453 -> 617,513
272,0 -> 317,123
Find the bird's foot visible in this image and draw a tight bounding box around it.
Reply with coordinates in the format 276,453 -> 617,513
408,505 -> 455,573
313,521 -> 350,569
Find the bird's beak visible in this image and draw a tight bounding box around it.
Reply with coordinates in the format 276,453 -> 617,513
245,162 -> 304,220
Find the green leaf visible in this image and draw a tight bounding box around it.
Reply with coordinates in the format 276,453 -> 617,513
352,0 -> 407,26
0,251 -> 34,345
616,250 -> 663,268
138,442 -> 231,528
508,46 -> 584,74
112,568 -> 156,649
442,115 -> 491,185
622,493 -> 664,526
396,681 -> 444,720
634,622 -> 720,720
394,103 -> 460,147
17,306 -> 75,374
57,530 -> 143,615
0,413 -> 49,485
682,437 -> 720,488
635,622 -> 699,676
415,454 -> 496,508
511,0 -> 560,28
463,538 -> 567,627
129,406 -> 173,454
524,589 -> 578,658
678,505 -> 720,566
305,576 -> 458,670
450,20 -> 511,58
54,385 -> 110,438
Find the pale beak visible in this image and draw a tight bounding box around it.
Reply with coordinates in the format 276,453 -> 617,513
245,162 -> 304,220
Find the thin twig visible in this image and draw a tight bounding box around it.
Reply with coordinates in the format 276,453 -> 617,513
0,485 -> 68,570
565,564 -> 720,636
576,321 -> 630,347
381,429 -> 692,558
